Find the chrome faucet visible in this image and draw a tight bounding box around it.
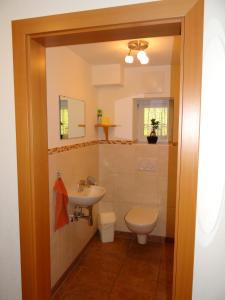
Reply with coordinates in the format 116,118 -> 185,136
77,179 -> 86,192
86,176 -> 97,186
77,176 -> 97,192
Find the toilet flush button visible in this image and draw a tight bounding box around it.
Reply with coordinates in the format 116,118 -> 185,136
137,157 -> 157,172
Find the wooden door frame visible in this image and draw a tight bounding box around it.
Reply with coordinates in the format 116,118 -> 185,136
12,1 -> 203,299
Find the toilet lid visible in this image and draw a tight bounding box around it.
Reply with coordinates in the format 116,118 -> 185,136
125,207 -> 158,226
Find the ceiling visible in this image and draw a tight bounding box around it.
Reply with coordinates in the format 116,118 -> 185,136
69,36 -> 181,66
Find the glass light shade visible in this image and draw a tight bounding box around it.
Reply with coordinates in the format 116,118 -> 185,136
125,55 -> 134,64
137,50 -> 147,61
140,55 -> 149,64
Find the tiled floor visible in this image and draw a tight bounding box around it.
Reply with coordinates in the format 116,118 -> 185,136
52,232 -> 174,300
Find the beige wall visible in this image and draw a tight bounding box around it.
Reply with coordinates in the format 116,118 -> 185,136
46,46 -> 98,148
96,65 -> 180,142
99,144 -> 177,238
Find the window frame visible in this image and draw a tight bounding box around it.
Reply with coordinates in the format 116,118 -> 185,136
134,97 -> 174,143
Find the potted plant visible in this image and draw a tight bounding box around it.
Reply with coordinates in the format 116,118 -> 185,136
147,119 -> 160,144
97,109 -> 103,123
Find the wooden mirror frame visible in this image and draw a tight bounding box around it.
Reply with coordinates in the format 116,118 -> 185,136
12,1 -> 203,299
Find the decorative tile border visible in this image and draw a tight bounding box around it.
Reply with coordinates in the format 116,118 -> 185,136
48,139 -> 137,155
48,140 -> 99,155
98,139 -> 137,145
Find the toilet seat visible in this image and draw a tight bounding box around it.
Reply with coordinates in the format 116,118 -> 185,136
125,207 -> 158,226
125,207 -> 159,244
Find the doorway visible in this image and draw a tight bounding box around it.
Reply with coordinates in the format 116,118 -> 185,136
12,1 -> 203,299
46,36 -> 180,298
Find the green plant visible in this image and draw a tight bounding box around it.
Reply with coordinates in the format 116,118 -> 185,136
150,118 -> 160,136
97,109 -> 102,117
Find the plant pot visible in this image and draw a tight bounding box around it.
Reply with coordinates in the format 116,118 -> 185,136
147,135 -> 158,144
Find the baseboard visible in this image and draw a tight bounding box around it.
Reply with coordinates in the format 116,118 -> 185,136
115,230 -> 175,243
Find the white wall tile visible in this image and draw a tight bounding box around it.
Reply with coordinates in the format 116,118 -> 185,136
99,144 -> 177,237
49,145 -> 98,286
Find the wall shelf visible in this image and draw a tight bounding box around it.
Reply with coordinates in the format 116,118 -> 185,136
95,124 -> 117,140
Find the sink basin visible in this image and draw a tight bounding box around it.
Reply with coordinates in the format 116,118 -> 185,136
68,185 -> 106,207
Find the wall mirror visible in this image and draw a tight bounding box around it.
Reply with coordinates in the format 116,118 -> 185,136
59,95 -> 85,139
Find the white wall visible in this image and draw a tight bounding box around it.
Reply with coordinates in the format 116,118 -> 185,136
97,64 -> 179,237
0,1 -> 161,299
46,47 -> 97,148
92,64 -> 124,86
46,46 -> 100,287
97,65 -> 180,141
97,65 -> 171,125
193,0 -> 225,299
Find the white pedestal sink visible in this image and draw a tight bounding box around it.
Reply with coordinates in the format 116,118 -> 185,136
68,185 -> 106,207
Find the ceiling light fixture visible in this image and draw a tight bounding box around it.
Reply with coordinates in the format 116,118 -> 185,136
125,40 -> 150,65
137,50 -> 147,61
125,49 -> 134,64
140,55 -> 150,65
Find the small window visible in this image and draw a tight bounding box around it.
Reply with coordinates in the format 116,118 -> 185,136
135,98 -> 173,143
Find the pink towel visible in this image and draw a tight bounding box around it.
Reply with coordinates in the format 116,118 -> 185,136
54,178 -> 69,230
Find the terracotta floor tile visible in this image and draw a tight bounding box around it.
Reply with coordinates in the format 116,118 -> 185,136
113,276 -> 158,296
52,266 -> 115,299
51,267 -> 82,300
158,260 -> 174,285
73,266 -> 116,291
119,257 -> 160,283
154,282 -> 172,300
85,236 -> 131,258
79,251 -> 124,274
161,243 -> 174,263
51,234 -> 174,300
109,280 -> 157,300
127,240 -> 163,263
56,286 -> 109,300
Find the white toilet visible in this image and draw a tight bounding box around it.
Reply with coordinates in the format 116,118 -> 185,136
125,207 -> 159,245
